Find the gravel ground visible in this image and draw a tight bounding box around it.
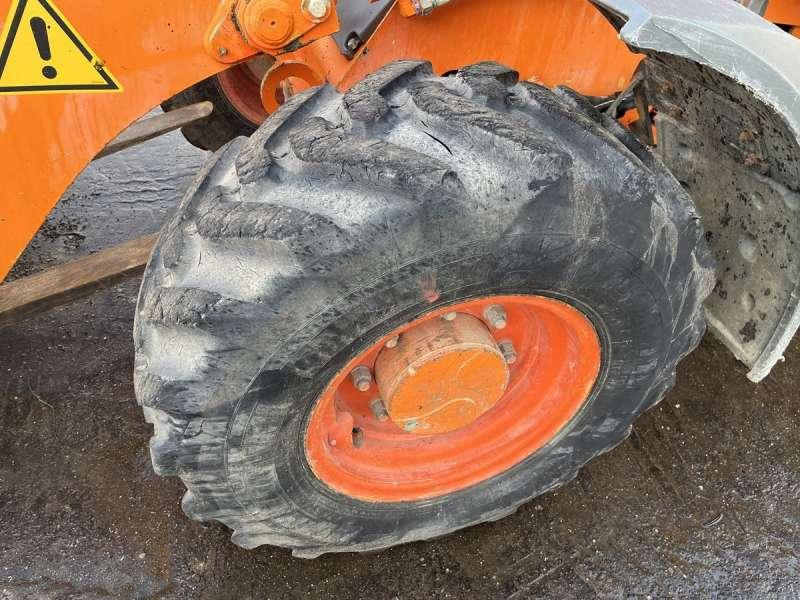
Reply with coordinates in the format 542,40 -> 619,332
1,129 -> 799,599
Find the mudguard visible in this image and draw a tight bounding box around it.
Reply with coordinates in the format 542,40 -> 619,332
594,0 -> 800,381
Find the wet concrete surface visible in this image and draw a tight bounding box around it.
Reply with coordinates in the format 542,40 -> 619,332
1,130 -> 799,599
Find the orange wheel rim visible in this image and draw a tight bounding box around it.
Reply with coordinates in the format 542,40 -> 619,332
304,295 -> 602,502
216,62 -> 269,126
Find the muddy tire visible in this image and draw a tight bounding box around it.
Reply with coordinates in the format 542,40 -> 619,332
162,73 -> 259,152
134,61 -> 714,557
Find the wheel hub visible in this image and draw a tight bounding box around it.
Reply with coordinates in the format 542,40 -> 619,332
304,295 -> 602,502
374,313 -> 509,434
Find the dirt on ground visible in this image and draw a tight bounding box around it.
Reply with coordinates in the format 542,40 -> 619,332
1,131 -> 798,599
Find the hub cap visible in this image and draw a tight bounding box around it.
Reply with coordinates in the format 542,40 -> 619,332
304,295 -> 602,502
374,313 -> 509,434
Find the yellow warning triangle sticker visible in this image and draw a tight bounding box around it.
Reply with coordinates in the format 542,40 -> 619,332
0,0 -> 122,94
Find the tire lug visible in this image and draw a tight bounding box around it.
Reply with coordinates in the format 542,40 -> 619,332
350,366 -> 372,392
483,304 -> 508,330
499,340 -> 517,365
369,397 -> 389,422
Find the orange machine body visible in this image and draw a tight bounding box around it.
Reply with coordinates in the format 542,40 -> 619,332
1,0 -> 797,280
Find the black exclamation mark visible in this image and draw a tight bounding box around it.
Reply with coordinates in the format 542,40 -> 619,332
30,17 -> 57,80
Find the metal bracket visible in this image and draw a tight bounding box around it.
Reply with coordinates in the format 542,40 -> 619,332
332,0 -> 394,57
205,0 -> 341,64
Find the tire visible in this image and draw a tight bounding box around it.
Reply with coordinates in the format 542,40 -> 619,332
162,72 -> 259,152
134,61 -> 715,557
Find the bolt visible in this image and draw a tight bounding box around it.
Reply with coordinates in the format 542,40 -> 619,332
412,0 -> 452,15
351,427 -> 365,448
328,437 -> 337,447
217,46 -> 229,57
369,397 -> 389,422
443,312 -> 457,322
302,0 -> 330,20
385,335 -> 399,349
345,34 -> 361,52
483,305 -> 507,330
404,420 -> 420,432
350,365 -> 372,392
499,341 -> 517,365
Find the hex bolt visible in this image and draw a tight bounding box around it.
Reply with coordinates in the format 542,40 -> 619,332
499,340 -> 517,365
385,335 -> 399,349
350,366 -> 372,392
217,46 -> 229,57
443,312 -> 457,322
369,397 -> 389,422
483,304 -> 508,330
345,34 -> 361,52
404,420 -> 420,432
351,427 -> 365,448
302,0 -> 330,20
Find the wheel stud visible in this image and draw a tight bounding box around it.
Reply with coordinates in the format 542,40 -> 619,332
499,340 -> 517,364
369,397 -> 389,422
351,427 -> 365,448
484,305 -> 508,330
385,335 -> 399,349
350,366 -> 372,392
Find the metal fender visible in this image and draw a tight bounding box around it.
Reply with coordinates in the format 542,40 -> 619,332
594,0 -> 800,381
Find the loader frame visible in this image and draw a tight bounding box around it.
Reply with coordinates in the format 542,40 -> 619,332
1,0 -> 800,381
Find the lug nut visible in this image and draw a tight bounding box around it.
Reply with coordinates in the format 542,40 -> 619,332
350,366 -> 372,392
351,427 -> 365,448
302,0 -> 330,20
499,340 -> 517,365
385,335 -> 399,349
443,312 -> 457,321
484,305 -> 508,330
369,397 -> 389,422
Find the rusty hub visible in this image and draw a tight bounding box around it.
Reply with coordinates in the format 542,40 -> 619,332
374,313 -> 509,434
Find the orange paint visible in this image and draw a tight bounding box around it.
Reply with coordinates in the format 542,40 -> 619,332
305,295 -> 602,502
205,0 -> 339,64
330,0 -> 642,94
765,0 -> 800,27
0,0 -> 228,281
374,312 -> 510,434
259,60 -> 323,112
